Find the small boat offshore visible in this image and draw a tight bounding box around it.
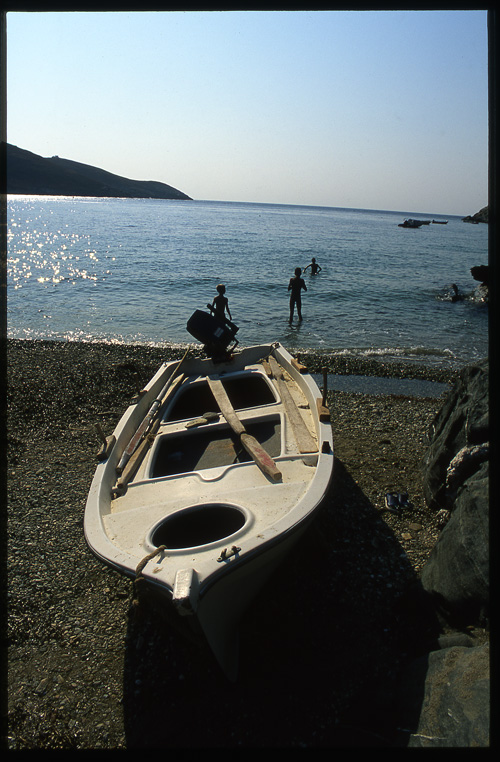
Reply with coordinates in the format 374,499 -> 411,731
398,218 -> 425,228
84,327 -> 334,679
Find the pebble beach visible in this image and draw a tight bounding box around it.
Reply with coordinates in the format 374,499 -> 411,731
7,338 -> 464,748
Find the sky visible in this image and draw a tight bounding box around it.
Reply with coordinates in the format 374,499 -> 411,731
6,9 -> 489,216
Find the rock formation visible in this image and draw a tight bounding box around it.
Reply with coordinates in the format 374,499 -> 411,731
395,638 -> 489,747
392,359 -> 490,747
420,358 -> 489,626
462,206 -> 488,223
470,265 -> 489,285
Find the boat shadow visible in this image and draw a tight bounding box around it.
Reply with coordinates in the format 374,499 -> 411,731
122,457 -> 438,748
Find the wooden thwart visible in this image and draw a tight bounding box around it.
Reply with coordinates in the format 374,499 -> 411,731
207,377 -> 282,482
291,357 -> 308,373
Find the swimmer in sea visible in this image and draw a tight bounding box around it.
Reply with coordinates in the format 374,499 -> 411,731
303,257 -> 322,275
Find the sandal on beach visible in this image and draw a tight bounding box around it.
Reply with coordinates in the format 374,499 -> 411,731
385,492 -> 411,513
398,492 -> 410,509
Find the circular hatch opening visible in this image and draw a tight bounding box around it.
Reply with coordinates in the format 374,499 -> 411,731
150,503 -> 247,550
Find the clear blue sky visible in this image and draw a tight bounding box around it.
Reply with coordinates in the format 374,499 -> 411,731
6,9 -> 488,215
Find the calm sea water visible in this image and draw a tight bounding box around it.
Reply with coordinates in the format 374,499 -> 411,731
7,196 -> 488,370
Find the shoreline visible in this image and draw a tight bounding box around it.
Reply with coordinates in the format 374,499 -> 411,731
5,338 -> 475,747
6,337 -> 461,385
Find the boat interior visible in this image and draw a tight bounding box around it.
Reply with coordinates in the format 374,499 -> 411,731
147,370 -> 283,477
164,372 -> 277,422
150,416 -> 282,478
106,364 -> 321,555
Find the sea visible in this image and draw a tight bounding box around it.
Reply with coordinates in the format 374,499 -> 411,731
6,196 -> 489,375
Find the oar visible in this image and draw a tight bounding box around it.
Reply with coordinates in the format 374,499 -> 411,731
207,377 -> 282,482
113,369 -> 186,495
113,416 -> 162,497
267,356 -> 317,453
117,350 -> 189,473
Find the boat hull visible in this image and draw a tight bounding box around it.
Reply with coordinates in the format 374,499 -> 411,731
84,343 -> 334,678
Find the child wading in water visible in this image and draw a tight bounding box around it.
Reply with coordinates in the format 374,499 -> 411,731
212,284 -> 232,322
303,257 -> 322,275
288,267 -> 307,323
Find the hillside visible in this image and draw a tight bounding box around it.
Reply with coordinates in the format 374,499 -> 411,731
5,144 -> 192,200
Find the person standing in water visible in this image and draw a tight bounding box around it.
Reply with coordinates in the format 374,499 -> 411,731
303,257 -> 322,275
212,283 -> 232,321
288,267 -> 307,323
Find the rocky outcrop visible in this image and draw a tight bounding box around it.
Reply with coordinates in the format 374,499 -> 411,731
421,360 -> 488,510
420,359 -> 489,626
462,205 -> 488,223
421,460 -> 488,627
395,640 -> 490,747
392,360 -> 490,747
470,265 -> 489,285
6,143 -> 192,200
470,266 -> 489,303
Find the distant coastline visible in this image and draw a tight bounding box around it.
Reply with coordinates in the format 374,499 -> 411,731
6,144 -> 487,217
5,144 -> 192,201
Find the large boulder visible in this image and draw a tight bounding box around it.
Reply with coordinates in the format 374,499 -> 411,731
420,461 -> 489,626
469,266 -> 489,303
395,642 -> 490,747
420,360 -> 489,628
421,359 -> 488,512
396,360 -> 490,747
470,265 -> 489,285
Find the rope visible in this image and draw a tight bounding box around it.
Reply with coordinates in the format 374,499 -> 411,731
131,545 -> 166,609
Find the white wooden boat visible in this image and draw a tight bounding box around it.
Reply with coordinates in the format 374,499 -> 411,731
84,342 -> 334,680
